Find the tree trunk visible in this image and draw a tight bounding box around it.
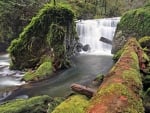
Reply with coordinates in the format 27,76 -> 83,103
86,38 -> 145,113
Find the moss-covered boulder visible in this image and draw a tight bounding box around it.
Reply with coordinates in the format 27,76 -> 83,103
8,3 -> 77,70
23,61 -> 53,81
0,95 -> 63,113
112,4 -> 150,54
52,95 -> 89,113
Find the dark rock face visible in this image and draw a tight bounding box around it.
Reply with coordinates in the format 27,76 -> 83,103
76,42 -> 83,52
82,44 -> 90,52
111,31 -> 128,54
111,4 -> 150,54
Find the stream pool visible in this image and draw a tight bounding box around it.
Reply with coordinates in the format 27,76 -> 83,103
0,54 -> 114,102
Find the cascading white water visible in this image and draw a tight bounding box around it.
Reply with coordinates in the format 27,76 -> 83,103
0,54 -> 25,101
76,17 -> 120,55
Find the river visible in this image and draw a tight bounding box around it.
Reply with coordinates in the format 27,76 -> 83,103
0,54 -> 113,102
0,17 -> 120,102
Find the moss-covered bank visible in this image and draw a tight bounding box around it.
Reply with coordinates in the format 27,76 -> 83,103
0,95 -> 64,113
112,4 -> 150,54
87,38 -> 144,113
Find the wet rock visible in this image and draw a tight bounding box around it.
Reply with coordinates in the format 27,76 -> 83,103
112,5 -> 150,54
92,74 -> 104,86
76,42 -> 83,52
82,44 -> 90,51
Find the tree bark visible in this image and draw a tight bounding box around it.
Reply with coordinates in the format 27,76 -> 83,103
86,38 -> 145,113
71,83 -> 96,97
99,37 -> 112,45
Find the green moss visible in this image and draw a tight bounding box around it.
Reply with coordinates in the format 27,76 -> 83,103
130,51 -> 140,69
47,97 -> 65,113
39,55 -> 52,64
8,3 -> 76,70
95,83 -> 144,113
88,38 -> 144,113
113,48 -> 123,61
112,5 -> 150,53
23,61 -> 53,81
118,6 -> 150,38
0,95 -> 50,113
94,74 -> 104,82
139,36 -> 150,44
97,83 -> 129,97
139,36 -> 150,51
122,68 -> 142,89
52,95 -> 89,113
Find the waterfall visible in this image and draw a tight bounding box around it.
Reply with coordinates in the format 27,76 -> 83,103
76,17 -> 120,55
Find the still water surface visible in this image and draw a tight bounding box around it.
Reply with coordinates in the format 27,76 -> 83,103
0,54 -> 113,102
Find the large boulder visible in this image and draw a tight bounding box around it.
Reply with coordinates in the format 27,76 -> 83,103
112,4 -> 150,54
82,44 -> 90,52
8,4 -> 77,70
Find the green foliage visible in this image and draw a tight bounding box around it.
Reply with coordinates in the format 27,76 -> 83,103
8,3 -> 76,70
23,61 -> 53,81
52,95 -> 89,113
0,0 -> 49,45
139,36 -> 150,49
58,0 -> 96,19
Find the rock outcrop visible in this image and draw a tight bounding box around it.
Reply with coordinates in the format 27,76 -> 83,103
8,4 -> 77,72
112,4 -> 150,54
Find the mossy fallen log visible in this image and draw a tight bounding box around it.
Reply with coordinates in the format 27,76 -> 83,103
86,38 -> 145,113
